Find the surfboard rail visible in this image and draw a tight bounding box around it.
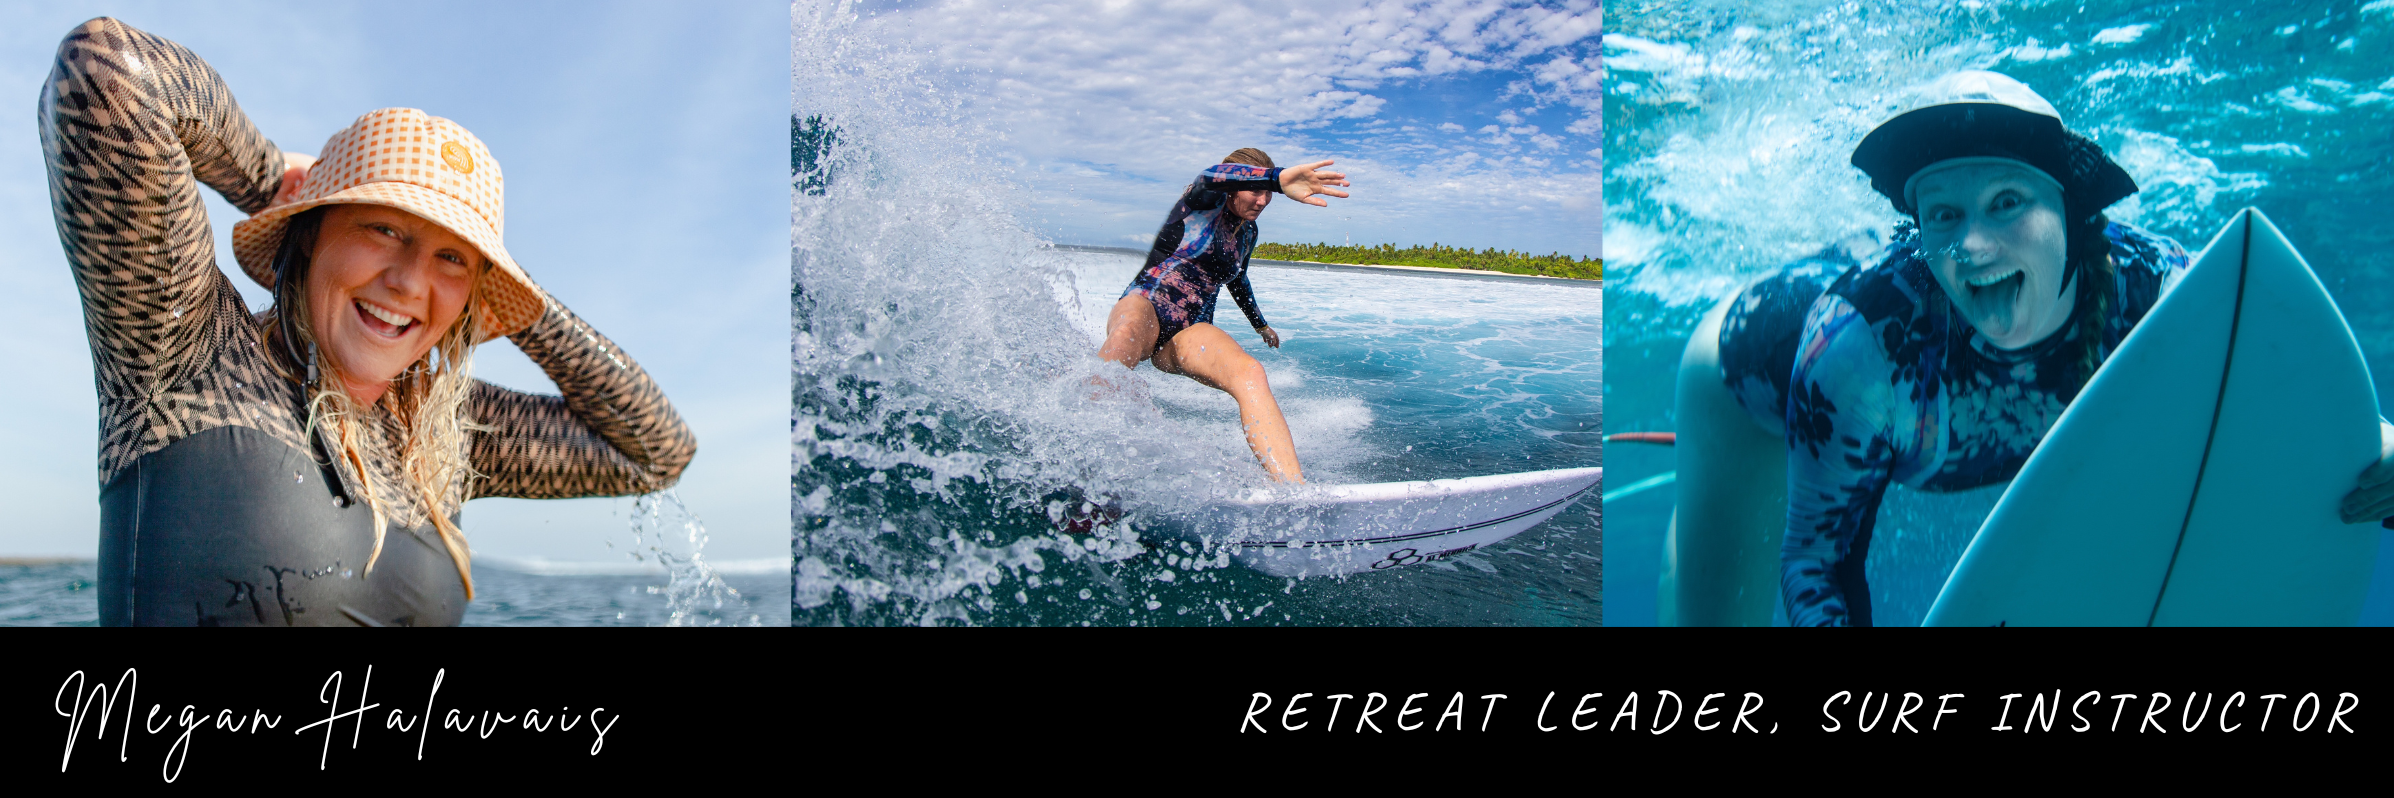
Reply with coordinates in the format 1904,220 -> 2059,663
1168,466 -> 1600,577
1925,208 -> 2382,626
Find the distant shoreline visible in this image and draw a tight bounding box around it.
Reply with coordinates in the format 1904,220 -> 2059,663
0,557 -> 87,566
1047,244 -> 1602,288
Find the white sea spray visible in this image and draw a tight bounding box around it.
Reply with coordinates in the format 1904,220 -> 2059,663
790,1 -> 1270,625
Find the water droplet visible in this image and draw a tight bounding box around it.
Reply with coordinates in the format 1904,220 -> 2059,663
170,307 -> 182,318
340,569 -> 353,578
294,471 -> 304,483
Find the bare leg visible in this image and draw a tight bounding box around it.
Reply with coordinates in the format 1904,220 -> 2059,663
1659,296 -> 1788,626
1155,323 -> 1305,483
1096,294 -> 1161,369
1088,295 -> 1161,400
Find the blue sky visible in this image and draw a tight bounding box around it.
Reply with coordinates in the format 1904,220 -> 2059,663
0,0 -> 788,563
820,0 -> 1601,257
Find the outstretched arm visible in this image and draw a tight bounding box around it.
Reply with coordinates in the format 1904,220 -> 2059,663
40,17 -> 287,399
1274,160 -> 1351,207
1191,163 -> 1281,198
1187,161 -> 1353,208
467,300 -> 697,499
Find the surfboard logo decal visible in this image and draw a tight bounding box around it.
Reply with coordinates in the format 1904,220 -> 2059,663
1367,544 -> 1478,570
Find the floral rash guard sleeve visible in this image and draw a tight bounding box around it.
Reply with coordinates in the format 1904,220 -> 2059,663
1780,292 -> 1926,628
1770,223 -> 2191,627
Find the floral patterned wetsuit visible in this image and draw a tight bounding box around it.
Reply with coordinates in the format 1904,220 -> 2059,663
1717,222 -> 2192,626
1122,164 -> 1281,346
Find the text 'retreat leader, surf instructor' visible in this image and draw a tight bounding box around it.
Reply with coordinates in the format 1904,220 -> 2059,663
1666,70 -> 2394,627
1095,148 -> 1349,484
42,18 -> 695,626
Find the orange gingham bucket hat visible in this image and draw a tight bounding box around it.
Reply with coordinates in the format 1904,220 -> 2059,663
231,108 -> 543,341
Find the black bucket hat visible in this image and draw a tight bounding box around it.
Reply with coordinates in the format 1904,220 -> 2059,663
1850,71 -> 2137,224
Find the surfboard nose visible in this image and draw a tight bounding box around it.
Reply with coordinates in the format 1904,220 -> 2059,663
1926,206 -> 2381,626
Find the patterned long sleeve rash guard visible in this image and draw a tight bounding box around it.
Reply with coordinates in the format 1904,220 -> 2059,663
43,18 -> 695,531
1122,164 -> 1280,342
1719,223 -> 2191,627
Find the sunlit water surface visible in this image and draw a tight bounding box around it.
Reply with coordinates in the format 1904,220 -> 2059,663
0,492 -> 781,627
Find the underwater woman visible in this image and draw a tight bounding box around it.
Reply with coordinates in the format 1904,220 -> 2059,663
1662,70 -> 2394,627
41,18 -> 696,626
1092,148 -> 1350,484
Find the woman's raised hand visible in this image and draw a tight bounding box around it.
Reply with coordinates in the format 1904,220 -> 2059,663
1278,160 -> 1352,207
2338,420 -> 2394,524
270,151 -> 318,209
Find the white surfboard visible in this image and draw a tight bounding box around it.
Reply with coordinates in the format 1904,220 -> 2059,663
1924,208 -> 2383,626
1175,467 -> 1601,577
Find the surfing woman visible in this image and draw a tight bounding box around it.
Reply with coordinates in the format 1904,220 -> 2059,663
1663,70 -> 2394,626
1094,148 -> 1350,483
42,18 -> 695,626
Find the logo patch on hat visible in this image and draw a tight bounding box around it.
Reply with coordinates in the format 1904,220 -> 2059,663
440,141 -> 474,174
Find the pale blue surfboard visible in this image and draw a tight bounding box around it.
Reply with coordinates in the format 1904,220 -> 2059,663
1924,209 -> 2383,626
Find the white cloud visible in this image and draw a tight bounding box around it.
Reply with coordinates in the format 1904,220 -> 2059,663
824,0 -> 1599,255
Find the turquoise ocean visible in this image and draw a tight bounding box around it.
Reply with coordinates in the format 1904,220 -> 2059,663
1605,0 -> 2394,626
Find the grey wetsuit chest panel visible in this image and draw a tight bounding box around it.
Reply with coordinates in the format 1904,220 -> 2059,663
97,425 -> 466,627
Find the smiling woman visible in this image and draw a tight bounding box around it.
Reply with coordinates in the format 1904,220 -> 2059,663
1660,71 -> 2190,627
41,18 -> 695,626
296,204 -> 483,406
1660,70 -> 2394,627
1911,161 -> 2078,349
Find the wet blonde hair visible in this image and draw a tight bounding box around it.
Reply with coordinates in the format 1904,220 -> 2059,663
261,206 -> 490,599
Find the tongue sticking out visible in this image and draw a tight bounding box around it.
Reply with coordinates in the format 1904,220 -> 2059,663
1961,270 -> 2024,327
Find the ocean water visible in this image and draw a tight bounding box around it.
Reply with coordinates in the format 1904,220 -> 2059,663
1604,0 -> 2394,625
0,563 -> 788,627
0,493 -> 785,627
795,247 -> 1602,626
789,4 -> 1599,625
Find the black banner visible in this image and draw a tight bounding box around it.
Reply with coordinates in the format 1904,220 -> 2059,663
8,631 -> 2374,784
